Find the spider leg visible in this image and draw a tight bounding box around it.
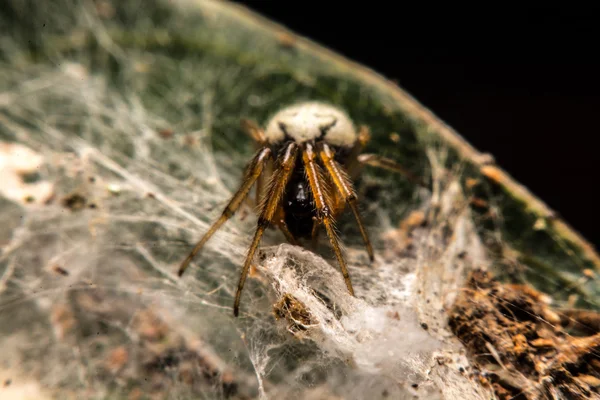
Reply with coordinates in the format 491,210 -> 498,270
241,119 -> 270,206
275,205 -> 298,245
346,125 -> 371,178
241,118 -> 267,146
233,142 -> 299,317
255,168 -> 265,208
319,143 -> 374,262
178,147 -> 272,277
357,153 -> 425,187
302,143 -> 355,296
240,159 -> 270,220
310,219 -> 320,250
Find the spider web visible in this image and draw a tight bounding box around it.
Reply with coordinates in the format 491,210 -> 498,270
1,1 -> 597,399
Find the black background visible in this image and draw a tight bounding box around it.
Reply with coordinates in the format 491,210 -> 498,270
233,2 -> 600,249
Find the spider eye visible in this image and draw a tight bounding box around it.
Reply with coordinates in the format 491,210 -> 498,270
319,118 -> 338,138
278,122 -> 289,135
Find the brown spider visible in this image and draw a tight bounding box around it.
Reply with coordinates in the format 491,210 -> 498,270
178,102 -> 420,316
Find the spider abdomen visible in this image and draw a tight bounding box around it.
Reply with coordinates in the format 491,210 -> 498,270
283,168 -> 316,239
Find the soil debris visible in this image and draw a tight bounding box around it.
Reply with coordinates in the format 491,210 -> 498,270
61,192 -> 87,211
449,269 -> 600,399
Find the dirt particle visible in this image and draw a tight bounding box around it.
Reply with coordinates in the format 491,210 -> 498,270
51,265 -> 69,276
105,346 -> 129,373
465,178 -> 479,189
480,165 -> 503,184
184,135 -> 198,147
276,31 -> 296,48
50,304 -> 76,340
386,310 -> 401,320
583,269 -> 596,279
470,197 -> 489,209
61,192 -> 87,211
158,128 -> 174,139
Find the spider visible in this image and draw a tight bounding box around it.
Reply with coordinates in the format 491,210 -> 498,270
178,101 -> 421,316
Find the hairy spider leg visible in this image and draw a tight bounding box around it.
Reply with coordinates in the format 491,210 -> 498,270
274,205 -> 298,245
302,143 -> 355,297
241,119 -> 269,207
178,147 -> 272,277
319,143 -> 374,262
241,119 -> 296,244
309,189 -> 346,252
357,153 -> 425,186
255,167 -> 266,209
346,125 -> 371,178
233,142 -> 299,317
240,119 -> 267,146
310,219 -> 320,250
344,125 -> 425,187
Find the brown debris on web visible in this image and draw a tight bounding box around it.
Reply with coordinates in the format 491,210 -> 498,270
273,292 -> 318,338
449,269 -> 600,400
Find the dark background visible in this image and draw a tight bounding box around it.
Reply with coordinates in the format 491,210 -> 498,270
233,2 -> 600,249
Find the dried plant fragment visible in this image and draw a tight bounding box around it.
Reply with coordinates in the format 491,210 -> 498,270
273,293 -> 318,337
449,269 -> 600,400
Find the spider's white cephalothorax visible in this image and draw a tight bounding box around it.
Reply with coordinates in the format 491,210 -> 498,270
264,102 -> 357,147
